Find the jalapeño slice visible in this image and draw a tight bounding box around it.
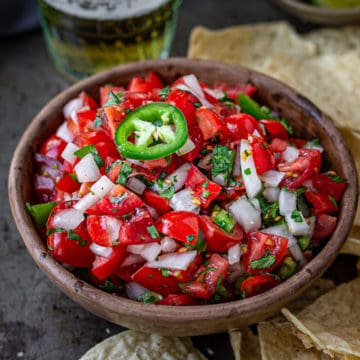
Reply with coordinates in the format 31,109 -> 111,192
115,102 -> 188,160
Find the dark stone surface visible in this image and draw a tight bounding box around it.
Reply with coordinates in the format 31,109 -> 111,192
1,1 -> 315,359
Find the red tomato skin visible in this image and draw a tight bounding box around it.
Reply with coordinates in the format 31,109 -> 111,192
270,138 -> 288,153
304,192 -> 338,216
156,294 -> 200,306
182,126 -> 204,162
312,173 -> 346,201
166,88 -> 199,128
213,82 -> 257,101
170,252 -> 203,283
91,246 -> 128,280
261,120 -> 288,139
312,214 -> 337,240
198,215 -> 243,253
86,185 -> 144,216
119,208 -> 160,245
143,190 -> 171,216
47,202 -> 94,267
86,215 -> 123,247
132,266 -> 181,296
250,136 -> 276,175
56,174 -> 80,193
242,232 -> 288,274
225,113 -> 263,141
100,86 -> 125,106
145,71 -> 164,89
156,211 -> 199,246
40,134 -> 67,161
79,91 -> 98,110
196,107 -> 227,140
240,274 -> 280,298
114,261 -> 145,282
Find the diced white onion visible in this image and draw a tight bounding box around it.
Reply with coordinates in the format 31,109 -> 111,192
169,188 -> 200,213
52,208 -> 84,230
260,170 -> 285,188
198,153 -> 213,171
204,87 -> 225,99
63,97 -> 83,120
56,122 -> 74,143
227,244 -> 241,265
74,176 -> 115,212
140,243 -> 162,262
145,205 -> 159,220
228,196 -> 261,232
303,142 -> 324,153
303,179 -> 316,192
146,250 -> 197,271
232,145 -> 241,176
262,224 -> 297,247
289,243 -> 308,268
250,198 -> 261,211
240,140 -> 262,198
252,129 -> 263,138
167,163 -> 191,192
126,177 -> 146,195
126,281 -> 149,300
263,187 -> 280,202
279,188 -> 297,216
285,211 -> 310,236
61,142 -> 80,164
176,138 -> 195,156
282,146 -> 299,163
212,173 -> 226,187
127,159 -> 144,167
182,74 -> 214,108
120,254 -> 144,268
89,243 -> 113,258
105,216 -> 122,242
127,244 -> 145,255
74,153 -> 101,183
161,237 -> 180,253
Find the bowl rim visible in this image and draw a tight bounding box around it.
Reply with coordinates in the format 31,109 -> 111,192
8,58 -> 358,327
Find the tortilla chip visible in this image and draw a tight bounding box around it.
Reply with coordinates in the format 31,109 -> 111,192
229,329 -> 242,360
258,321 -> 333,359
270,278 -> 335,323
357,258 -> 360,277
188,22 -> 316,69
282,278 -> 360,358
79,330 -> 206,360
341,235 -> 360,257
241,328 -> 261,360
304,26 -> 360,55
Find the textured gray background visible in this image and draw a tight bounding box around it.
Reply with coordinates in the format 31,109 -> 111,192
0,1 -> 326,359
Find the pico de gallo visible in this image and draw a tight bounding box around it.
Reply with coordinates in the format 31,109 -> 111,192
27,71 -> 347,305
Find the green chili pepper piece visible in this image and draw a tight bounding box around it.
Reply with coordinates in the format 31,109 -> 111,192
26,201 -> 57,227
237,93 -> 272,120
115,102 -> 188,160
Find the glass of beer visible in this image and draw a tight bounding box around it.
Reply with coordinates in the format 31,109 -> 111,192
38,0 -> 182,82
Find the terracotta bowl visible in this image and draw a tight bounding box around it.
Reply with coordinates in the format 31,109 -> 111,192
271,0 -> 360,25
8,58 -> 358,336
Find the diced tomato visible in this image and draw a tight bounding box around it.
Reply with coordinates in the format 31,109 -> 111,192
157,294 -> 200,306
312,214 -> 337,240
166,88 -> 199,128
114,261 -> 145,282
250,136 -> 276,174
145,71 -> 164,89
100,86 -> 125,106
312,173 -> 347,201
142,158 -> 168,169
180,254 -> 228,300
91,245 -> 128,280
270,137 -> 288,153
261,120 -> 288,139
240,274 -> 280,298
46,202 -> 94,267
170,251 -> 203,282
132,266 -> 181,296
128,77 -> 153,93
304,192 -> 338,216
119,207 -> 160,245
224,113 -> 263,141
73,129 -> 110,147
213,82 -> 257,101
198,215 -> 243,253
56,174 -> 80,193
79,91 -> 98,110
124,91 -> 153,108
185,165 -> 222,208
40,134 -> 67,161
278,149 -> 321,190
216,187 -> 245,201
86,215 -> 123,247
242,232 -> 288,274
143,190 -> 171,216
86,185 -> 144,216
196,107 -> 227,140
156,211 -> 199,246
289,137 -> 307,148
182,126 -> 204,162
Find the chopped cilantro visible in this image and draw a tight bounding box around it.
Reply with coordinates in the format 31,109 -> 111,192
183,236 -> 207,252
244,168 -> 251,175
94,114 -> 102,128
46,227 -> 66,236
156,179 -> 164,189
99,278 -> 124,294
68,229 -> 83,241
159,86 -> 170,101
161,268 -> 171,277
250,249 -> 276,269
159,185 -> 175,199
211,145 -> 236,183
103,90 -> 124,107
280,118 -> 293,135
116,162 -> 132,185
202,180 -> 209,188
215,275 -> 229,298
74,144 -> 104,167
328,195 -> 337,207
290,209 -> 303,223
193,101 -> 201,108
159,171 -> 167,180
110,193 -> 128,205
186,234 -> 195,243
327,173 -> 346,183
138,291 -> 162,304
201,190 -> 210,199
